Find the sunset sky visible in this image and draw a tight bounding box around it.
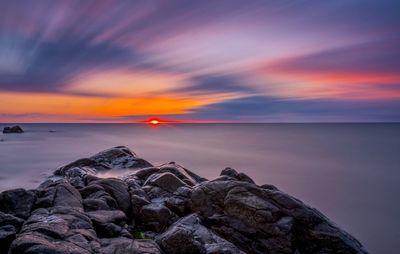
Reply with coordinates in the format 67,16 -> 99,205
0,0 -> 399,122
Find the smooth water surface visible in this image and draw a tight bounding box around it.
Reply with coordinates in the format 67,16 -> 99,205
0,123 -> 399,253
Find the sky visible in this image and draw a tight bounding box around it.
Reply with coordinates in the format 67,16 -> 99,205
0,0 -> 399,123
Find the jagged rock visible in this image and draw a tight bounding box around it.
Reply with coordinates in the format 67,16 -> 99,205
2,146 -> 368,254
0,188 -> 36,219
156,214 -> 245,254
2,126 -> 24,134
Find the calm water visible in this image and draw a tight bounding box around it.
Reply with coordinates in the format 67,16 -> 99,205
0,123 -> 399,253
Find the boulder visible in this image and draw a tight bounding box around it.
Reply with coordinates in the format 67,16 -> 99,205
140,203 -> 175,232
156,214 -> 245,254
87,210 -> 130,238
10,207 -> 99,254
144,172 -> 189,193
0,188 -> 36,219
191,177 -> 367,254
2,126 -> 24,134
90,178 -> 131,215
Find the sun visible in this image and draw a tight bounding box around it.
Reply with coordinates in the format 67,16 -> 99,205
145,118 -> 162,125
150,119 -> 160,125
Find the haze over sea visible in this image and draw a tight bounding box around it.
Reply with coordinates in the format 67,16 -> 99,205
0,123 -> 399,253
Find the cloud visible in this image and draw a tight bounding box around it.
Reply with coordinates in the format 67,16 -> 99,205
0,33 -> 142,92
173,74 -> 257,95
170,96 -> 400,122
266,37 -> 400,76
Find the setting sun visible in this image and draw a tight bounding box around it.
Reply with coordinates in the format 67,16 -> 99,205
150,119 -> 160,125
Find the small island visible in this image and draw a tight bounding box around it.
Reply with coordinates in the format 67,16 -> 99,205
2,126 -> 24,134
0,146 -> 368,254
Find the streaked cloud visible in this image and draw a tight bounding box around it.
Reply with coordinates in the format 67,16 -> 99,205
0,0 -> 399,122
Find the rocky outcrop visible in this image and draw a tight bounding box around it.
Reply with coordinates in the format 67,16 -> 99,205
2,125 -> 24,133
0,146 -> 368,254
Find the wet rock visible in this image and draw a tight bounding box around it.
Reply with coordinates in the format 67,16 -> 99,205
3,125 -> 24,133
0,188 -> 36,219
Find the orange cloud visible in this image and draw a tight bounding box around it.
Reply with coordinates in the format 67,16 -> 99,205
65,70 -> 185,97
0,91 -> 209,122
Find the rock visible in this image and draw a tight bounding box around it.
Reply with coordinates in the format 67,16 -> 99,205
0,211 -> 24,231
2,125 -> 24,134
90,146 -> 153,170
87,210 -> 130,238
191,177 -> 367,254
140,203 -> 175,232
35,182 -> 82,209
1,146 -> 368,254
100,237 -> 162,254
220,167 -> 255,184
90,178 -> 131,215
144,172 -> 189,193
10,207 -> 99,254
0,188 -> 36,219
156,214 -> 245,254
0,225 -> 16,253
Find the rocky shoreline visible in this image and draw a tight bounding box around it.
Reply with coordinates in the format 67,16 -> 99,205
0,146 -> 368,253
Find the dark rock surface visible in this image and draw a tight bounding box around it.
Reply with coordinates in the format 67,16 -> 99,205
2,125 -> 24,133
1,146 -> 368,253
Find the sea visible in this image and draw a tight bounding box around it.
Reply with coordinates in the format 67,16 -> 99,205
0,123 -> 399,253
